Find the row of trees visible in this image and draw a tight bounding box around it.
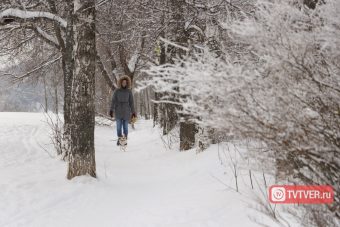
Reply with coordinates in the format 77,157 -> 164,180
0,0 -> 248,172
0,0 -> 338,225
139,0 -> 339,225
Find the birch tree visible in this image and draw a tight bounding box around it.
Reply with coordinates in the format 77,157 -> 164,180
0,1 -> 97,179
67,0 -> 96,179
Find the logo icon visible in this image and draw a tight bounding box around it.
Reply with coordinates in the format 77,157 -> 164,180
270,186 -> 286,202
269,185 -> 333,204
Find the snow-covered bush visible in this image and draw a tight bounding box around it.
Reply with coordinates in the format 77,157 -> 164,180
140,51 -> 250,131
140,0 -> 340,224
230,1 -> 339,222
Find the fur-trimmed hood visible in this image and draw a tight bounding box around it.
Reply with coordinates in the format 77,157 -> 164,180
117,75 -> 132,89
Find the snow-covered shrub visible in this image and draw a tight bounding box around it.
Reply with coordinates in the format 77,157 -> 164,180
140,0 -> 340,224
230,1 -> 339,223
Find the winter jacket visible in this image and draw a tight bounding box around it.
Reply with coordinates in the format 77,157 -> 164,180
110,76 -> 135,121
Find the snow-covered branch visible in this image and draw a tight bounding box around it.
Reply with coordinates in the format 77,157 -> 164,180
0,8 -> 67,28
34,26 -> 59,47
139,1 -> 340,223
13,56 -> 62,82
159,37 -> 189,52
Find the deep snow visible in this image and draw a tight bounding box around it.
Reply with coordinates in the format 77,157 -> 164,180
0,112 -> 281,227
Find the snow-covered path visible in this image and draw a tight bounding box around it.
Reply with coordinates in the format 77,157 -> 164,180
0,112 -> 264,227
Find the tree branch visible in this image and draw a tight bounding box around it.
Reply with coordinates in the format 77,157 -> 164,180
46,0 -> 66,51
33,26 -> 59,48
96,54 -> 116,90
0,8 -> 67,28
13,56 -> 62,82
159,37 -> 189,52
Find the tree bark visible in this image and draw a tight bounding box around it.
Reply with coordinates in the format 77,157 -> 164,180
54,85 -> 58,114
61,2 -> 75,160
169,0 -> 196,151
43,75 -> 48,112
180,121 -> 197,150
67,0 -> 96,179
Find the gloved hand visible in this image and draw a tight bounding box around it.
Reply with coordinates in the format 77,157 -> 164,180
109,110 -> 113,118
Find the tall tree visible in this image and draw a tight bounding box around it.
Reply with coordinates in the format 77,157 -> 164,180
154,0 -> 197,150
67,0 -> 96,179
0,1 -> 97,179
169,0 -> 197,151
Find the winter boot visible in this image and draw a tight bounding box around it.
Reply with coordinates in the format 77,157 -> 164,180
119,136 -> 127,146
117,137 -> 122,146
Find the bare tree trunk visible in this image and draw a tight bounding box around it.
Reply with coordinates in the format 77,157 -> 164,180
180,121 -> 197,150
54,85 -> 58,114
153,91 -> 159,127
43,75 -> 48,112
145,88 -> 151,120
139,90 -> 144,118
67,0 -> 96,179
169,0 -> 196,151
62,2 -> 75,159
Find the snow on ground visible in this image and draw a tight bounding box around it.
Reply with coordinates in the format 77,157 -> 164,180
0,112 -> 281,227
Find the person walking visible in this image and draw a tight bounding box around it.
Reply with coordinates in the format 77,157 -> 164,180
109,75 -> 136,146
